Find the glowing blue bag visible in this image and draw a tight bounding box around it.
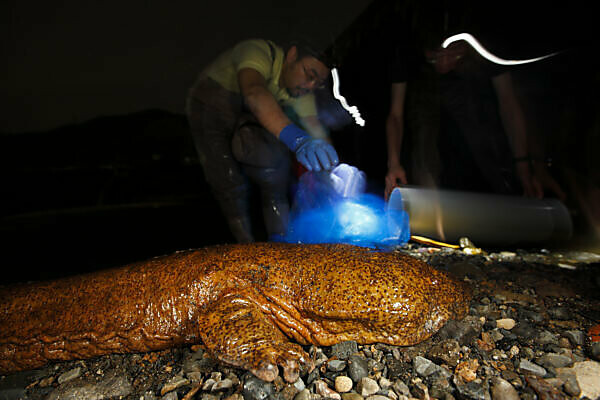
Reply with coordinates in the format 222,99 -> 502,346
279,164 -> 410,247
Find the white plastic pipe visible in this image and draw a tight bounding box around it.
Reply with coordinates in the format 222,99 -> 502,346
388,186 -> 572,246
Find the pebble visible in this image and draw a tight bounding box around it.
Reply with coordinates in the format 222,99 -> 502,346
495,319 -> 516,330
490,377 -> 519,400
427,339 -> 461,367
536,353 -> 573,369
46,373 -> 133,400
563,330 -> 586,346
414,356 -> 452,379
348,355 -> 369,383
314,379 -> 341,399
328,359 -> 348,372
335,376 -> 354,393
548,307 -> 571,320
243,375 -> 274,400
392,380 -> 411,397
294,388 -> 311,400
57,367 -> 81,384
341,393 -> 364,400
332,341 -> 359,360
536,330 -> 559,346
591,342 -> 600,361
517,359 -> 547,377
161,375 -> 190,395
357,377 -> 379,397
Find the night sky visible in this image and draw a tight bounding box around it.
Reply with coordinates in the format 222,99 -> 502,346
1,0 -> 372,133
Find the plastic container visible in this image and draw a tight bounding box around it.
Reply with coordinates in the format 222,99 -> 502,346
388,186 -> 573,246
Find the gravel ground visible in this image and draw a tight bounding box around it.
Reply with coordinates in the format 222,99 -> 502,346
2,243 -> 600,400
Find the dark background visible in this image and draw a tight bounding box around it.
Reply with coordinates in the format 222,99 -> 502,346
1,0 -> 598,285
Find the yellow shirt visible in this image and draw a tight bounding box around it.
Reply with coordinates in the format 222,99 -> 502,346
203,39 -> 317,118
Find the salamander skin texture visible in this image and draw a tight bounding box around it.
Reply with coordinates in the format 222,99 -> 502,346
0,242 -> 471,382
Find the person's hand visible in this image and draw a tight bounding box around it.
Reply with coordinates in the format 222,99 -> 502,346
296,138 -> 338,171
385,165 -> 408,200
279,124 -> 339,171
515,161 -> 543,199
532,162 -> 566,201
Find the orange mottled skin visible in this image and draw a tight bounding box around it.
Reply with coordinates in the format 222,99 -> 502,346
0,243 -> 471,382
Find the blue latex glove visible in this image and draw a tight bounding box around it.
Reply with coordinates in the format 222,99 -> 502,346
279,124 -> 339,171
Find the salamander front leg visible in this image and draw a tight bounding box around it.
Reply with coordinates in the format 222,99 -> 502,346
199,294 -> 313,382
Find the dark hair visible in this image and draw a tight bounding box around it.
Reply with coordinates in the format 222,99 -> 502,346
286,39 -> 338,68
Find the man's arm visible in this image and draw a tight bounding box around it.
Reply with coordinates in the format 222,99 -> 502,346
237,67 -> 292,138
299,115 -> 330,141
385,82 -> 408,200
237,67 -> 338,171
492,72 -> 543,198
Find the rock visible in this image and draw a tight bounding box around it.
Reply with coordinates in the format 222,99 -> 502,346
428,339 -> 461,367
160,392 -> 178,400
162,392 -> 178,400
335,376 -> 354,393
490,377 -> 519,400
328,360 -> 348,372
563,330 -> 586,346
495,319 -> 516,330
570,361 -> 600,400
436,320 -> 479,346
46,372 -> 133,400
58,367 -> 82,384
591,342 -> 600,361
448,261 -> 486,280
547,307 -> 571,320
348,355 -> 369,383
413,356 -> 452,378
294,388 -> 311,400
392,380 -> 411,397
212,378 -> 233,391
357,377 -> 379,397
523,375 -> 564,400
292,378 -> 305,392
366,396 -> 390,400
454,359 -> 479,383
161,375 -> 190,395
342,393 -> 365,400
242,375 -> 275,400
453,378 -> 491,400
535,353 -> 573,369
512,322 -> 537,340
536,330 -> 559,346
520,310 -> 544,323
518,359 -> 547,377
314,379 -> 341,399
332,341 -> 359,360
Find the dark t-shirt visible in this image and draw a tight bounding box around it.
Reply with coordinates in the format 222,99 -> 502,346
389,40 -> 517,193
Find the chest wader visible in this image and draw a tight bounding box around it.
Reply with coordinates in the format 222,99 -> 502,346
186,77 -> 291,243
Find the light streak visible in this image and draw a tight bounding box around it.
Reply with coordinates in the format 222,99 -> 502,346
442,32 -> 559,65
331,67 -> 365,126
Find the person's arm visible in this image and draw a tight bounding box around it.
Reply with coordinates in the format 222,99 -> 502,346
299,115 -> 330,141
385,82 -> 408,200
492,72 -> 543,198
237,67 -> 292,138
237,67 -> 338,171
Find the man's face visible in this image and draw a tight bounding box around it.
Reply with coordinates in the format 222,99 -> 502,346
425,42 -> 467,74
281,46 -> 330,97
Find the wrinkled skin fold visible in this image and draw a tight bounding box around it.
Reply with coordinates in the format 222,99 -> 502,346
0,243 -> 471,381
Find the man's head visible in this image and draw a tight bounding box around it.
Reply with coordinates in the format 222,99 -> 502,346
280,42 -> 331,98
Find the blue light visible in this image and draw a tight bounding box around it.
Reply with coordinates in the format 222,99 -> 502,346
276,170 -> 410,248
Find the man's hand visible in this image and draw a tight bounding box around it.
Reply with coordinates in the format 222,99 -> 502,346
279,124 -> 339,171
532,162 -> 566,201
385,165 -> 408,200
